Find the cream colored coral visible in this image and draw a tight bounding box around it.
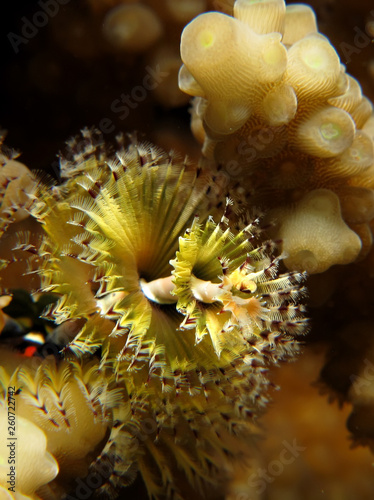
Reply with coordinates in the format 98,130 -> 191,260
275,189 -> 362,273
180,10 -> 287,134
0,485 -> 26,500
262,83 -> 297,125
0,409 -> 58,498
0,145 -> 37,293
282,3 -> 317,45
234,0 -> 286,34
0,352 -> 129,499
10,358 -> 111,478
295,106 -> 355,157
179,0 -> 374,273
285,33 -> 341,99
0,159 -> 35,227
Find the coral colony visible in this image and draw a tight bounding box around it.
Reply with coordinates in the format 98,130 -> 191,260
0,0 -> 374,499
180,0 -> 374,274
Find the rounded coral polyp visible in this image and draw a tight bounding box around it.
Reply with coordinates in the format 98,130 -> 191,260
178,64 -> 205,97
0,409 -> 59,496
282,4 -> 317,45
295,106 -> 356,158
328,76 -> 362,114
233,0 -> 286,35
334,131 -> 374,174
278,189 -> 362,273
181,12 -> 286,100
350,97 -> 373,129
204,100 -> 252,134
262,83 -> 297,125
190,97 -> 207,143
363,114 -> 374,139
286,34 -> 341,98
338,186 -> 374,225
258,32 -> 288,82
102,4 -> 162,53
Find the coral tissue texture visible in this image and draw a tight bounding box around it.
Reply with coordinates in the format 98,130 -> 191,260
0,353 -> 120,499
179,0 -> 374,274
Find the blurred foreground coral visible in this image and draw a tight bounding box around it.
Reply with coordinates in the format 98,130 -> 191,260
227,346 -> 374,500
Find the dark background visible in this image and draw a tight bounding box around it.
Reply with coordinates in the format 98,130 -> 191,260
0,0 -> 373,174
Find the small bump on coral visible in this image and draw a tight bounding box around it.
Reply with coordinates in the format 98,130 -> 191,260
285,34 -> 341,99
295,106 -> 355,158
275,189 -> 362,273
234,0 -> 286,35
282,3 -> 317,45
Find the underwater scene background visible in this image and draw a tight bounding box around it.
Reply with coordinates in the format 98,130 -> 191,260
1,1 -> 374,499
